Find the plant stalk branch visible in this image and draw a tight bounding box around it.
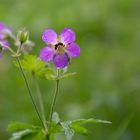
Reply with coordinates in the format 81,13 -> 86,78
48,69 -> 60,130
16,57 -> 46,130
33,75 -> 48,133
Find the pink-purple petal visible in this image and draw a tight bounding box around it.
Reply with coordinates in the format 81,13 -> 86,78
53,53 -> 69,68
42,29 -> 57,45
0,22 -> 5,31
60,28 -> 75,45
39,47 -> 55,62
0,34 -> 5,40
66,43 -> 80,58
0,40 -> 10,49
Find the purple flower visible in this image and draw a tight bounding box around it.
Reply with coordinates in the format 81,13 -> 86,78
0,22 -> 11,58
0,22 -> 12,40
39,28 -> 80,68
0,40 -> 9,48
0,22 -> 11,48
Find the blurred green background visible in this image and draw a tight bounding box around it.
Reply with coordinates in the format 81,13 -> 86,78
0,0 -> 140,139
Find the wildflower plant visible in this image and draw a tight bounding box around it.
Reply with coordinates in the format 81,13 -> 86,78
0,22 -> 111,140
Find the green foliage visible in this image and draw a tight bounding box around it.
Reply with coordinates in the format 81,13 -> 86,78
8,122 -> 41,132
45,68 -> 76,81
7,113 -> 111,140
1,0 -> 140,139
14,54 -> 54,77
13,55 -> 76,81
45,73 -> 58,81
8,122 -> 45,140
9,129 -> 34,140
71,118 -> 112,125
61,121 -> 74,140
50,112 -> 111,140
70,125 -> 88,135
60,72 -> 77,80
70,118 -> 111,135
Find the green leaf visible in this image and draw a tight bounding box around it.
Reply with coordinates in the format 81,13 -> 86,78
9,129 -> 45,140
14,54 -> 54,77
49,134 -> 55,140
8,122 -> 41,132
52,112 -> 60,124
22,130 -> 46,140
60,72 -> 77,79
45,73 -> 57,81
70,124 -> 89,135
8,122 -> 45,140
71,118 -> 111,125
45,72 -> 77,81
50,123 -> 62,134
70,118 -> 111,135
9,129 -> 36,140
50,112 -> 62,134
61,121 -> 74,140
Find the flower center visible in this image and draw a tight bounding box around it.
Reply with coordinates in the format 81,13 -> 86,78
55,42 -> 64,50
55,42 -> 65,54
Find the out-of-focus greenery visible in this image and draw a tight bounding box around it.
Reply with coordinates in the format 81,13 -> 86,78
0,0 -> 140,139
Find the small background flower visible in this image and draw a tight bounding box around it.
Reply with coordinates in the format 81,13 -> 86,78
0,22 -> 12,40
0,22 -> 11,58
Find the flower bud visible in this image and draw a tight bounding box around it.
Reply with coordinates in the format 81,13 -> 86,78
17,28 -> 29,44
22,40 -> 35,54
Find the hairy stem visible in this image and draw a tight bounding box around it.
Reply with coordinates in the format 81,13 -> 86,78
48,69 -> 60,130
33,75 -> 48,133
16,57 -> 46,130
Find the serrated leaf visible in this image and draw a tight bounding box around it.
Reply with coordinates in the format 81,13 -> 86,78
14,54 -> 53,77
61,121 -> 74,140
8,122 -> 41,132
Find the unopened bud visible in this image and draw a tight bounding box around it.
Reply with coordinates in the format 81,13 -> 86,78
17,28 -> 29,44
22,40 -> 35,54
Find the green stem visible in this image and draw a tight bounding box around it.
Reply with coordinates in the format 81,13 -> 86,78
48,69 -> 60,130
33,75 -> 48,133
16,57 -> 46,130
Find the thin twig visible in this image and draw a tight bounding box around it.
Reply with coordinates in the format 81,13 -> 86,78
33,75 -> 48,133
48,69 -> 60,130
16,57 -> 46,130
